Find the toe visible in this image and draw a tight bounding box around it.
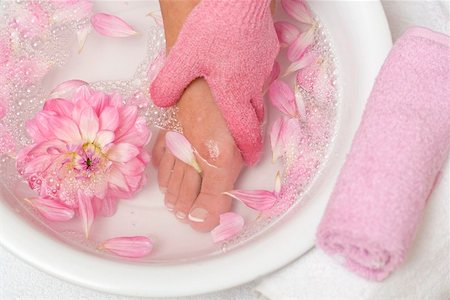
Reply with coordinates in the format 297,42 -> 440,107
188,173 -> 234,232
152,131 -> 167,168
174,167 -> 201,220
165,160 -> 185,213
158,149 -> 176,192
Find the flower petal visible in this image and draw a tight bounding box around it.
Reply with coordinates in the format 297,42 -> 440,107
270,117 -> 286,163
211,212 -> 245,243
91,13 -> 138,38
108,143 -> 139,162
287,27 -> 315,62
264,61 -> 281,93
275,171 -> 282,195
116,106 -> 138,138
274,21 -> 300,47
99,236 -> 153,258
108,166 -> 130,192
284,50 -> 320,76
48,116 -> 82,145
76,26 -> 91,53
115,117 -> 151,147
165,131 -> 201,173
25,197 -> 75,222
281,0 -> 314,24
224,190 -> 278,211
294,85 -> 307,120
79,107 -> 99,142
77,190 -> 95,238
99,106 -> 119,131
43,98 -> 74,117
49,80 -> 88,99
269,79 -> 298,117
95,130 -> 115,148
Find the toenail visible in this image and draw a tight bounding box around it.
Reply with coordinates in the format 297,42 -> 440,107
176,211 -> 186,219
166,202 -> 174,211
188,207 -> 208,223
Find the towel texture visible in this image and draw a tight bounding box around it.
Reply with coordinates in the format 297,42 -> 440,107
316,27 -> 450,281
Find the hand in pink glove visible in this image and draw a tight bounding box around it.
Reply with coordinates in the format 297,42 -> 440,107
150,0 -> 279,165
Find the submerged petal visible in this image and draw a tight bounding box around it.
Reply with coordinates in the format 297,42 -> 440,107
77,190 -> 95,238
224,190 -> 278,211
165,131 -> 201,173
108,143 -> 140,162
99,236 -> 153,258
91,13 -> 138,38
281,0 -> 314,24
50,80 -> 88,99
43,98 -> 74,118
287,27 -> 315,62
211,212 -> 245,243
274,21 -> 300,47
285,50 -> 320,76
99,106 -> 119,131
269,80 -> 298,117
48,116 -> 82,145
79,107 -> 100,142
25,197 -> 75,221
270,117 -> 286,163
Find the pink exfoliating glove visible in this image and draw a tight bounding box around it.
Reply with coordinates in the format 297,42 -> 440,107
150,0 -> 279,165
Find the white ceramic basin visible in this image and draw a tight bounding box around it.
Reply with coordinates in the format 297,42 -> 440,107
0,0 -> 392,297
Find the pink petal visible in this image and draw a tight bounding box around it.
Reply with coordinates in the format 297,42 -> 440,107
264,61 -> 281,92
48,116 -> 82,144
108,143 -> 139,162
281,0 -> 314,24
165,131 -> 201,173
23,155 -> 53,176
43,98 -> 74,117
91,13 -> 138,38
108,165 -> 131,192
115,117 -> 151,147
275,171 -> 282,195
95,130 -> 115,148
287,27 -> 315,62
116,106 -> 138,138
99,106 -> 119,131
77,190 -> 95,238
117,157 -> 146,176
285,50 -> 320,76
79,107 -> 99,142
224,190 -> 278,211
274,21 -> 300,47
211,213 -> 245,243
25,197 -> 75,222
50,80 -> 88,98
270,117 -> 286,162
93,196 -> 118,217
99,236 -> 153,258
269,80 -> 298,117
76,26 -> 91,53
294,85 -> 307,120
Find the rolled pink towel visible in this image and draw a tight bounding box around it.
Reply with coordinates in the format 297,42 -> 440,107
316,27 -> 450,281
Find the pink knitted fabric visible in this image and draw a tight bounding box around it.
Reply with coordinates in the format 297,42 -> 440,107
149,0 -> 279,165
317,27 -> 450,281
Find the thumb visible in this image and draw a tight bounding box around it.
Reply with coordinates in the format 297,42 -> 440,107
149,51 -> 200,108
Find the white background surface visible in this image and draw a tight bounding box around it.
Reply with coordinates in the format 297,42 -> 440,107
1,1 -> 449,299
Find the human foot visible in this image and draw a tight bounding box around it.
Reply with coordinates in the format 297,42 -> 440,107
152,78 -> 244,232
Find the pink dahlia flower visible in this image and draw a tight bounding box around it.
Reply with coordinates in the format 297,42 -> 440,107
17,85 -> 151,235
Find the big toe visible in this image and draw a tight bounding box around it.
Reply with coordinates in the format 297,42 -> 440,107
188,192 -> 232,232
